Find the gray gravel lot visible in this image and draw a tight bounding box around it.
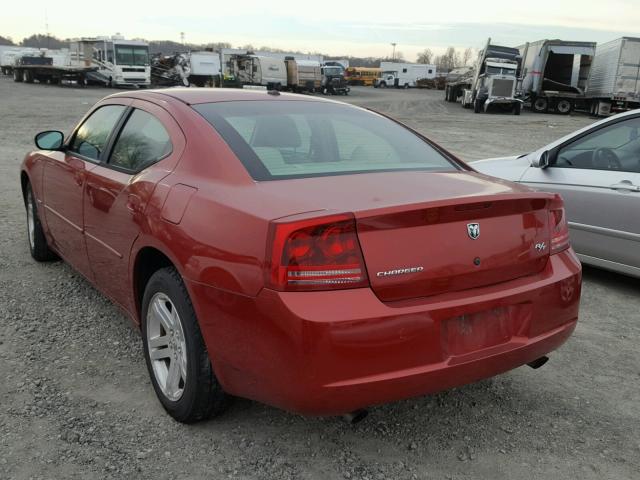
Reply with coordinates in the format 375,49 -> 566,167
1,79 -> 639,480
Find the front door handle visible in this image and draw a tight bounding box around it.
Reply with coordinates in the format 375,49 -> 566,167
609,181 -> 640,192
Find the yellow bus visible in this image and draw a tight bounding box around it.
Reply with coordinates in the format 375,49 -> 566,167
345,67 -> 382,86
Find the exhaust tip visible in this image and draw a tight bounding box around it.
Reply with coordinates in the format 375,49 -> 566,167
342,409 -> 368,424
527,356 -> 549,369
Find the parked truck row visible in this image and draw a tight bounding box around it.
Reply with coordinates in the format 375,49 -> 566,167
445,36 -> 640,116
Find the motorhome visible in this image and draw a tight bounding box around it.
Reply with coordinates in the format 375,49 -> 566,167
69,36 -> 151,87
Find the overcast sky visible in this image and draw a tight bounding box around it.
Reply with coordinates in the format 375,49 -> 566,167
3,0 -> 638,60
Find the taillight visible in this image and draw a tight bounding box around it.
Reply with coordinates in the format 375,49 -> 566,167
549,195 -> 570,254
266,213 -> 369,291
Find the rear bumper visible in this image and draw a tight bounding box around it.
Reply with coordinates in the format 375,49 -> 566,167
188,249 -> 581,415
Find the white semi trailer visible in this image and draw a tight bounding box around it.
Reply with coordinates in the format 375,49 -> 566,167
518,39 -> 595,114
586,37 -> 640,116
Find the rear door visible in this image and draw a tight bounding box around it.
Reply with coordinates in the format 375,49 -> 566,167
83,100 -> 185,312
521,115 -> 640,272
43,103 -> 128,280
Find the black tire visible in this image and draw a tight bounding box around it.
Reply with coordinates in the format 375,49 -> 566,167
24,70 -> 33,83
25,183 -> 57,262
555,99 -> 573,115
513,103 -> 521,115
403,83 -> 409,89
141,267 -> 230,423
532,97 -> 548,113
474,98 -> 483,113
13,69 -> 22,82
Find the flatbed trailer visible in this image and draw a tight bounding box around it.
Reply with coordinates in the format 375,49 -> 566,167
12,64 -> 97,86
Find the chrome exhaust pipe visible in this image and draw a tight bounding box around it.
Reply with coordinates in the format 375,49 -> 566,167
342,409 -> 368,424
527,356 -> 549,369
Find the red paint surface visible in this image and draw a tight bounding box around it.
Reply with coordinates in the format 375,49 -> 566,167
21,88 -> 582,415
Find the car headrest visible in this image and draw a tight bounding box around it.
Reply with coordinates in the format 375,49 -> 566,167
251,115 -> 302,148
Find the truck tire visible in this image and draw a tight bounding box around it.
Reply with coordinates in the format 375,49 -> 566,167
13,69 -> 22,82
474,98 -> 483,113
403,83 -> 409,89
532,97 -> 548,113
555,99 -> 573,115
379,81 -> 386,88
513,103 -> 521,115
23,70 -> 33,83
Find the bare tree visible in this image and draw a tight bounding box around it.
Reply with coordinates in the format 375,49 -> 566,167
417,48 -> 433,64
462,47 -> 474,66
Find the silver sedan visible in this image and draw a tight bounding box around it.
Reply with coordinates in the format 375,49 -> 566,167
473,110 -> 640,278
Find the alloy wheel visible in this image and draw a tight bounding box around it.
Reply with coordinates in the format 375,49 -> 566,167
146,292 -> 188,401
26,190 -> 35,250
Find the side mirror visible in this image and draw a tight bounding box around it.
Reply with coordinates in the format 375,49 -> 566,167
531,150 -> 549,169
35,130 -> 64,150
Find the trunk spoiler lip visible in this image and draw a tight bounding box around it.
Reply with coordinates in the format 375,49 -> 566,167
351,191 -> 557,221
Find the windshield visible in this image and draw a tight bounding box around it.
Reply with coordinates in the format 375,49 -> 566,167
115,45 -> 149,66
324,67 -> 342,76
486,66 -> 516,75
194,101 -> 458,181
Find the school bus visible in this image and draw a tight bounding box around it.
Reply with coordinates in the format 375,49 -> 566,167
344,67 -> 382,86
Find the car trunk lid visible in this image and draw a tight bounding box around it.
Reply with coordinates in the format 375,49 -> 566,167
355,193 -> 552,302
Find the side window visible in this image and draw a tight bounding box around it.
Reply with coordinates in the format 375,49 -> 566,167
402,68 -> 407,73
555,117 -> 640,172
69,105 -> 126,161
109,109 -> 172,172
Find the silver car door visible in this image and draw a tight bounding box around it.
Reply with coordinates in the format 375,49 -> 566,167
521,115 -> 640,274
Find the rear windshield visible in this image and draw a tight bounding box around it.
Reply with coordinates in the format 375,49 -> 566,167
193,100 -> 458,180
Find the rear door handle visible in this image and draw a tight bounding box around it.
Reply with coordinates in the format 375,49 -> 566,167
609,181 -> 640,192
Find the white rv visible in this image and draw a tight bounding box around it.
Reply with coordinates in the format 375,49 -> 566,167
233,55 -> 287,89
375,62 -> 436,88
69,36 -> 151,87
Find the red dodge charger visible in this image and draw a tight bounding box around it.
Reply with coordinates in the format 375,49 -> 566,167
20,88 -> 581,423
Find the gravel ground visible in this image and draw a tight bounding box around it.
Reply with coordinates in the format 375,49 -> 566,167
1,79 -> 639,480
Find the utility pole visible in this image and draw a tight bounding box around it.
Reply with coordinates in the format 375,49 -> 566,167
180,32 -> 185,46
390,43 -> 396,61
45,9 -> 50,49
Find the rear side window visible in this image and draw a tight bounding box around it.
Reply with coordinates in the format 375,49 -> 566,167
70,105 -> 126,161
193,101 -> 457,180
109,109 -> 172,172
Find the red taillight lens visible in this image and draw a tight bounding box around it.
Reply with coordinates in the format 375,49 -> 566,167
266,213 -> 369,291
549,196 -> 570,254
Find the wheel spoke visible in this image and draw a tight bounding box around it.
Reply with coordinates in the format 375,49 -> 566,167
149,335 -> 170,349
150,346 -> 171,360
152,299 -> 174,332
165,359 -> 181,396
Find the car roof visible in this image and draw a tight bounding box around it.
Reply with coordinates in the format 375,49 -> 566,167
106,88 -> 335,106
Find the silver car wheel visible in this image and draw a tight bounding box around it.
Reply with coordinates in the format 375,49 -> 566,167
146,292 -> 187,401
26,190 -> 35,250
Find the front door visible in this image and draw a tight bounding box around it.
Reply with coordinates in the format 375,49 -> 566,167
42,104 -> 128,280
522,115 -> 640,271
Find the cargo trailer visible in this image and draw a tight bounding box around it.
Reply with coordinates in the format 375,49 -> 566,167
374,62 -> 435,88
586,37 -> 640,116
